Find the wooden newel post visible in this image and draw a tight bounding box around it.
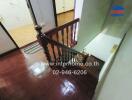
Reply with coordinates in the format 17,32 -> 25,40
35,25 -> 43,46
35,25 -> 52,65
35,25 -> 42,35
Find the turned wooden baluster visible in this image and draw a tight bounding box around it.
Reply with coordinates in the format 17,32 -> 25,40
61,29 -> 64,45
73,23 -> 77,44
66,26 -> 69,47
50,35 -> 56,62
56,32 -> 61,59
61,29 -> 65,62
70,24 -> 73,47
35,25 -> 52,63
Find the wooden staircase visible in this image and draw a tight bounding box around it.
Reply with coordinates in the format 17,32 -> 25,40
35,19 -> 104,100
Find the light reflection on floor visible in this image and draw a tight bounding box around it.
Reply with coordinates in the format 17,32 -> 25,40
61,80 -> 76,96
28,61 -> 49,78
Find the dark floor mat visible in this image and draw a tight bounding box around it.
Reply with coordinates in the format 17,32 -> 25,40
23,42 -> 42,54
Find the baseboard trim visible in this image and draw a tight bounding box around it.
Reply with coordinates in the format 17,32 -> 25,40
0,40 -> 39,57
0,48 -> 18,57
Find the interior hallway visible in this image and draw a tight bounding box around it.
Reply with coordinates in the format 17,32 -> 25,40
8,11 -> 74,47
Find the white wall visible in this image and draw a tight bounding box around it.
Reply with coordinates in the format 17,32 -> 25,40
30,0 -> 55,32
0,24 -> 17,54
0,0 -> 33,30
55,0 -> 74,14
74,0 -> 84,19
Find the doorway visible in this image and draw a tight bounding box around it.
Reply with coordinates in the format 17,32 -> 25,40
0,0 -> 37,47
53,0 -> 75,26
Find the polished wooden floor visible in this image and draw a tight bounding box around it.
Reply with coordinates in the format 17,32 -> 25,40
0,49 -> 97,100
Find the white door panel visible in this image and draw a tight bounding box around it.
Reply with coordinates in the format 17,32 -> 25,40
55,0 -> 74,14
64,0 -> 74,12
29,0 -> 55,32
0,23 -> 17,54
55,0 -> 64,14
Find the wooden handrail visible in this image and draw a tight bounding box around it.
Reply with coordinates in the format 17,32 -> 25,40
38,33 -> 83,56
36,18 -> 79,48
44,18 -> 79,36
35,19 -> 87,67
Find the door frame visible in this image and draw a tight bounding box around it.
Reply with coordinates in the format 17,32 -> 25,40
26,0 -> 38,26
0,22 -> 19,56
52,0 -> 76,26
52,0 -> 58,26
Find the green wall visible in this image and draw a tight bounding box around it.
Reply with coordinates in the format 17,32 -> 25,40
103,0 -> 132,38
75,0 -> 113,51
97,25 -> 132,100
